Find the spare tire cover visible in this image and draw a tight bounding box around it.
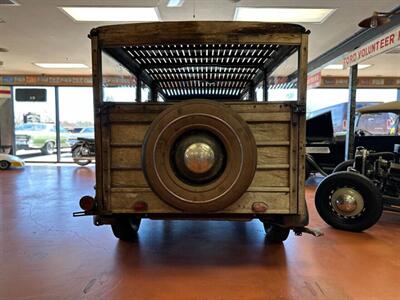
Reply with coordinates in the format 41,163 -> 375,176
142,100 -> 257,212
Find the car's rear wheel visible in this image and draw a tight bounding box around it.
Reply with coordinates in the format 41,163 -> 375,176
315,171 -> 383,232
0,160 -> 10,170
111,215 -> 141,241
262,222 -> 290,243
41,141 -> 55,155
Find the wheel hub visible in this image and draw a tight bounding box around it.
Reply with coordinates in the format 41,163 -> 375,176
172,130 -> 226,185
330,187 -> 364,217
184,142 -> 215,174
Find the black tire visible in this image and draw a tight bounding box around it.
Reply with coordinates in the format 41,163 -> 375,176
111,216 -> 141,241
0,160 -> 10,170
262,222 -> 290,243
41,141 -> 55,155
333,159 -> 354,173
315,171 -> 383,232
72,146 -> 91,166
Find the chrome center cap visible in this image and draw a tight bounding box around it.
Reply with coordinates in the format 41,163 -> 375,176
331,187 -> 364,217
336,194 -> 358,213
184,142 -> 215,174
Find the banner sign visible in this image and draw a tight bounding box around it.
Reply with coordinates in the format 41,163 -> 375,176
0,75 -> 136,87
343,26 -> 400,68
320,76 -> 400,88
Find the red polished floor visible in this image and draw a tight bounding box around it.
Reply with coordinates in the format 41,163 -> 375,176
1,166 -> 400,300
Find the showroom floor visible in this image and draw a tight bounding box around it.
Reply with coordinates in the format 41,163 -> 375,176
1,166 -> 400,300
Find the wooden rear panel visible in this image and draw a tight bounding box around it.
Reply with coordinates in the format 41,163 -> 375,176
101,102 -> 298,214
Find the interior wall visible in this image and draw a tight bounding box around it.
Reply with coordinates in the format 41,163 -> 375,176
0,87 -> 13,153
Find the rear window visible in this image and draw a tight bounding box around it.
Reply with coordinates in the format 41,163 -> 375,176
357,113 -> 397,135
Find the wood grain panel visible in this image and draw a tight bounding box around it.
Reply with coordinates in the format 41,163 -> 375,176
111,124 -> 148,144
111,170 -> 148,187
257,146 -> 289,165
249,122 -> 290,143
111,147 -> 142,168
106,102 -> 295,215
250,170 -> 289,187
110,191 -> 290,213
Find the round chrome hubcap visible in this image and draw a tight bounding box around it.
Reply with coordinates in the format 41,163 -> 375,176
330,187 -> 364,217
184,142 -> 215,174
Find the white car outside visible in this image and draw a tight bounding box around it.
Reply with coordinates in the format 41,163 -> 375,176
0,153 -> 25,170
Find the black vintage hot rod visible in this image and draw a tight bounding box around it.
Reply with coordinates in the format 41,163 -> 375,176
307,101 -> 400,232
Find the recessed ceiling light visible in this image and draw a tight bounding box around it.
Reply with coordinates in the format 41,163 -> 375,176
34,63 -> 89,69
324,64 -> 372,70
356,64 -> 372,70
166,0 -> 184,7
234,7 -> 336,23
0,0 -> 19,6
60,7 -> 160,22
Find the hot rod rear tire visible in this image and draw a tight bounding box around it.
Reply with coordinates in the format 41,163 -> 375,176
315,171 -> 383,232
333,159 -> 354,173
111,216 -> 141,241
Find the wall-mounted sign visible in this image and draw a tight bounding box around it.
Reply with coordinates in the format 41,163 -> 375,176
343,26 -> 400,68
15,88 -> 47,102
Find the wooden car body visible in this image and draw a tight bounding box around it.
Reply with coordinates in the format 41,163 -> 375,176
81,21 -> 310,229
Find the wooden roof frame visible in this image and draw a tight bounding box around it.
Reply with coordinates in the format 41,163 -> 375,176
89,21 -> 309,102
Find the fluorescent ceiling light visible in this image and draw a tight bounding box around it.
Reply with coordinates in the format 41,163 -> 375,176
60,7 -> 160,22
324,64 -> 372,70
234,7 -> 336,23
34,63 -> 89,69
167,0 -> 184,7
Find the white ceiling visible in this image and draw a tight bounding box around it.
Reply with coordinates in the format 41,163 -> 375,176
0,0 -> 399,77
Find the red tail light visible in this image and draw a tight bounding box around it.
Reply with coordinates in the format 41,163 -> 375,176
79,196 -> 96,211
133,201 -> 148,211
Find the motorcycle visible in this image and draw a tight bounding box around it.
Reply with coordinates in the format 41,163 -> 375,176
71,138 -> 95,166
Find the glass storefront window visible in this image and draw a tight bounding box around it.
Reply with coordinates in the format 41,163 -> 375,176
13,86 -> 57,162
59,87 -> 94,163
102,51 -> 137,102
141,83 -> 151,102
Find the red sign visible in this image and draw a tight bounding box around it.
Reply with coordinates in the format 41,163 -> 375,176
307,71 -> 321,89
343,26 -> 400,68
0,86 -> 11,98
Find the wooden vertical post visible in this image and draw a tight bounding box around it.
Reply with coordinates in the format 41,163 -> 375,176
91,33 -> 105,210
136,75 -> 142,102
248,81 -> 255,101
263,71 -> 269,102
151,82 -> 158,102
296,34 -> 308,218
345,64 -> 358,160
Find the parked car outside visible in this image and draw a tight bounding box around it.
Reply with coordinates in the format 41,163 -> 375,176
67,127 -> 94,147
15,123 -> 69,155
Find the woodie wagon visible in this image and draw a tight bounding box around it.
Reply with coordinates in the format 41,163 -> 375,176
74,21 -> 319,242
